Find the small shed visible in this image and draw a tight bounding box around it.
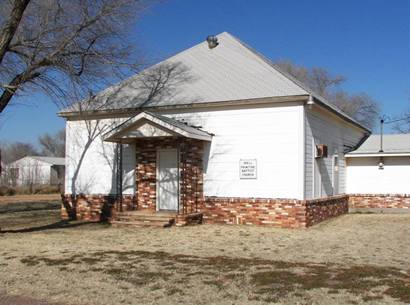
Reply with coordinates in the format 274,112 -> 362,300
346,134 -> 410,194
8,156 -> 65,186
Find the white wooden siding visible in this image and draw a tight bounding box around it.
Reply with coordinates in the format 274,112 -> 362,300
346,156 -> 410,194
304,107 -> 366,199
161,102 -> 305,199
65,102 -> 304,199
9,157 -> 51,185
65,118 -> 135,195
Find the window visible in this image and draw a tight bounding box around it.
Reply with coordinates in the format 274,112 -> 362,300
10,168 -> 19,179
332,154 -> 339,195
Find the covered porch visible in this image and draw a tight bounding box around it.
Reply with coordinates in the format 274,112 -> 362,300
103,111 -> 212,226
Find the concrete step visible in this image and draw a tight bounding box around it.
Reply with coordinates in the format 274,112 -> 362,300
115,211 -> 176,218
110,211 -> 176,228
110,219 -> 174,228
114,215 -> 175,222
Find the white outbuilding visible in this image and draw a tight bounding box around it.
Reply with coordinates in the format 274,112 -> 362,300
346,134 -> 410,194
8,156 -> 65,186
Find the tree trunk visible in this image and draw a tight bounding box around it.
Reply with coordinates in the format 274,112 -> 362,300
0,0 -> 30,64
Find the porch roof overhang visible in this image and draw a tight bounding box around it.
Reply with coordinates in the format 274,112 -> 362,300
345,152 -> 410,158
103,111 -> 213,143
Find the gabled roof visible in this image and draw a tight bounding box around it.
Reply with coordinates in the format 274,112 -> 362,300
346,134 -> 410,157
103,111 -> 213,143
59,32 -> 368,132
61,32 -> 306,113
10,156 -> 65,166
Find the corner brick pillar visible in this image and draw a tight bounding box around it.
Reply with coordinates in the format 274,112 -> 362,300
179,140 -> 204,214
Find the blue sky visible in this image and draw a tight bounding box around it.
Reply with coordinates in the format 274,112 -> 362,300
1,0 -> 409,145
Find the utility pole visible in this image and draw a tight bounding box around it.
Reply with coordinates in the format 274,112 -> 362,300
379,118 -> 384,153
378,114 -> 410,154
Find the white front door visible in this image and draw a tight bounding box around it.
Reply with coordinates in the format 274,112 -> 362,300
157,149 -> 179,211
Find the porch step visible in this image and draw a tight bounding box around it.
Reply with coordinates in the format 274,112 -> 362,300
115,212 -> 175,219
110,211 -> 176,228
110,220 -> 174,228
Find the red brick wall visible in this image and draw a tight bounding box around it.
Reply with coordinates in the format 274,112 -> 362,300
61,192 -> 349,227
61,194 -> 135,221
62,193 -> 409,225
349,194 -> 410,210
200,195 -> 349,228
305,195 -> 349,226
135,138 -> 204,213
179,140 -> 204,214
136,138 -> 186,211
200,197 -> 307,228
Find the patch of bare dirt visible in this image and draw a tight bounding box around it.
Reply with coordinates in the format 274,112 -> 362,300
0,290 -> 65,305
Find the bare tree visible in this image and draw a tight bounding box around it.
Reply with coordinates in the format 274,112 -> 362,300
329,91 -> 380,129
276,60 -> 379,129
0,141 -> 38,163
394,117 -> 410,133
276,60 -> 345,96
390,94 -> 410,133
0,0 -> 151,113
39,129 -> 65,157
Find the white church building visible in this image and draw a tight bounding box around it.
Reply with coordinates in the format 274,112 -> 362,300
59,32 -> 409,228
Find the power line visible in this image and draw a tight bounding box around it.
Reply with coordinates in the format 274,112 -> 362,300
380,115 -> 410,125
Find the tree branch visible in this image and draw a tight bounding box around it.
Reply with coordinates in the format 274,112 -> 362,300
0,70 -> 40,112
0,0 -> 31,64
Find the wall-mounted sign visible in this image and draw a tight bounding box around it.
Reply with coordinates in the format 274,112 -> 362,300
239,159 -> 257,179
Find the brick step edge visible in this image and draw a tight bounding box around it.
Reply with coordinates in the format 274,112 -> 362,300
113,212 -> 176,218
110,220 -> 174,228
113,216 -> 176,222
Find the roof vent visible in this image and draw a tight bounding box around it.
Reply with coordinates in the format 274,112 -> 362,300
206,35 -> 219,49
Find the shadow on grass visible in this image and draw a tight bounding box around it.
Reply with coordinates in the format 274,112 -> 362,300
0,220 -> 105,234
0,202 -> 61,214
18,249 -> 410,303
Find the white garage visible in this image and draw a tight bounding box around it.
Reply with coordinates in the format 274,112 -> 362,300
346,134 -> 410,194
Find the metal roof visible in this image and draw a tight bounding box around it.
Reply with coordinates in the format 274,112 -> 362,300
10,156 -> 66,166
59,32 -> 368,132
346,134 -> 410,156
103,111 -> 213,142
61,32 -> 305,113
29,156 -> 65,165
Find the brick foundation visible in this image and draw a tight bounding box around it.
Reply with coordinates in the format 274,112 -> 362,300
199,195 -> 349,228
176,213 -> 203,226
349,194 -> 410,210
62,193 -> 410,226
305,195 -> 349,226
61,194 -> 135,221
61,193 -> 349,228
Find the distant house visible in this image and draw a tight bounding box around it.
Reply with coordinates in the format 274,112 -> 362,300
8,156 -> 65,186
346,134 -> 410,194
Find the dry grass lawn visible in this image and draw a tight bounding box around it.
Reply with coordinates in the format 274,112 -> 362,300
0,194 -> 61,204
0,201 -> 409,305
